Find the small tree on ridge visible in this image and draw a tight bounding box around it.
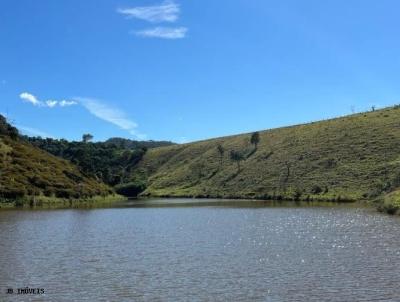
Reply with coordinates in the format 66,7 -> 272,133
250,132 -> 260,149
82,133 -> 93,143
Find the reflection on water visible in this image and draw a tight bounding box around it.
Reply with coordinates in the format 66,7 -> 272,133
0,199 -> 399,301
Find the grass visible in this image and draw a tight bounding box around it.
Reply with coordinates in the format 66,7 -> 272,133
0,135 -> 113,205
134,106 -> 400,214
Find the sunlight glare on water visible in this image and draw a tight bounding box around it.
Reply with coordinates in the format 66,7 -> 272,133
0,201 -> 399,301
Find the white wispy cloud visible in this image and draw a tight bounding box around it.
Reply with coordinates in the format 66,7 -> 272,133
19,92 -> 77,108
19,93 -> 146,139
20,92 -> 41,106
46,100 -> 58,108
75,97 -> 146,139
135,26 -> 187,39
60,100 -> 77,107
117,0 -> 179,23
17,125 -> 53,138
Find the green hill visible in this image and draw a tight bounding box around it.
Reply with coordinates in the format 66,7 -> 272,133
25,137 -> 173,187
135,106 -> 400,214
0,115 -> 114,206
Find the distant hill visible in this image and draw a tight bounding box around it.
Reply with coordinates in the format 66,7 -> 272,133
0,115 -> 112,205
135,106 -> 400,214
105,137 -> 175,149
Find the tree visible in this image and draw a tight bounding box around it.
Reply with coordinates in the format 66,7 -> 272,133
283,161 -> 292,183
217,144 -> 225,166
0,114 -> 19,140
7,125 -> 19,140
250,132 -> 260,149
230,150 -> 244,172
82,133 -> 93,143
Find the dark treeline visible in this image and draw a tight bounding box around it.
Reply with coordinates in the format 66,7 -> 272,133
0,115 -> 18,139
24,135 -> 174,196
104,137 -> 173,149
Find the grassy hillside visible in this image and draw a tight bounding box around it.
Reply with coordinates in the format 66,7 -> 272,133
0,117 -> 113,206
135,106 -> 400,213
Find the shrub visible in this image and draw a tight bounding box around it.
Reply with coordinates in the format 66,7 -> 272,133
55,189 -> 74,199
293,188 -> 302,201
43,189 -> 54,197
311,185 -> 323,194
15,198 -> 25,207
384,204 -> 398,215
390,172 -> 400,190
115,181 -> 146,197
3,188 -> 26,199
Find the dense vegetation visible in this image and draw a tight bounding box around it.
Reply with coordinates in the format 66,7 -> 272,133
25,134 -> 174,196
104,137 -> 174,149
0,115 -> 18,139
135,106 -> 400,214
0,115 -> 113,205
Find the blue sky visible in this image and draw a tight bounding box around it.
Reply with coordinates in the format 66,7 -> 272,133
1,0 -> 400,142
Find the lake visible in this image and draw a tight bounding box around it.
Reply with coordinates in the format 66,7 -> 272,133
0,199 -> 399,301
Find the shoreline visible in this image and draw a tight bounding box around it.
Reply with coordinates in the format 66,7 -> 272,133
0,194 -> 126,210
1,193 -> 398,216
141,193 -> 399,215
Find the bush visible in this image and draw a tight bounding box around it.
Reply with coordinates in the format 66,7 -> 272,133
311,185 -> 323,194
55,189 -> 74,199
15,198 -> 25,207
43,189 -> 54,197
293,188 -> 302,201
390,172 -> 400,190
3,188 -> 26,199
115,181 -> 146,197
